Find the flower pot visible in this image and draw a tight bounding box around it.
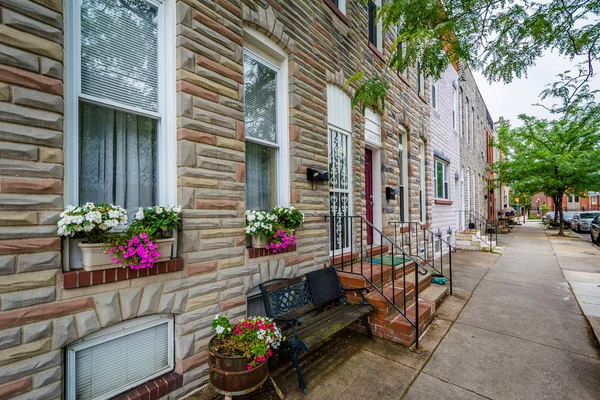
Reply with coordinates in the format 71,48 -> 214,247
78,242 -> 116,271
207,336 -> 269,397
251,234 -> 269,249
154,238 -> 174,262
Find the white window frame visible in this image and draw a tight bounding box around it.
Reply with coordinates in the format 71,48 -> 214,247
243,28 -> 290,209
333,0 -> 347,14
398,128 -> 409,221
452,85 -> 458,131
465,98 -> 470,143
66,314 -> 174,400
63,0 -> 176,270
459,89 -> 464,137
434,159 -> 449,200
431,79 -> 438,109
419,143 -> 426,222
417,60 -> 425,96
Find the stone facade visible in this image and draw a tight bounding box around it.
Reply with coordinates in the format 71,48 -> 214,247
0,1 -> 492,399
458,66 -> 490,225
429,64 -> 460,246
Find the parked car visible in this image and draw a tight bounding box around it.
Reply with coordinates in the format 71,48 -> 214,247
571,212 -> 600,232
589,215 -> 600,244
543,211 -> 555,224
563,212 -> 577,227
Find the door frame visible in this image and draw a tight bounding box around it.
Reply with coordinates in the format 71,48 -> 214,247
365,144 -> 382,245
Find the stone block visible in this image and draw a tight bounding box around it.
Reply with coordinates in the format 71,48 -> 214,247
0,337 -> 50,366
1,286 -> 55,311
0,225 -> 58,240
0,0 -> 63,28
1,177 -> 62,195
175,333 -> 195,360
0,297 -> 92,330
0,84 -> 8,102
23,320 -> 51,343
0,269 -> 55,294
0,43 -> 38,72
180,230 -> 199,252
0,25 -> 62,60
119,287 -> 142,320
93,293 -> 121,327
11,381 -> 60,400
17,251 -> 61,272
0,65 -> 62,95
0,349 -> 59,385
0,327 -> 20,350
32,365 -> 61,388
162,273 -> 217,294
0,161 -> 62,180
158,292 -> 175,314
0,102 -> 62,130
188,280 -> 227,299
39,147 -> 63,163
138,283 -> 163,316
51,316 -> 76,350
178,46 -> 195,72
40,57 -> 62,79
0,211 -> 37,226
2,9 -> 62,43
12,87 -> 64,113
0,142 -> 38,161
0,194 -> 62,211
177,304 -> 219,325
0,122 -> 62,148
74,310 -> 100,338
0,255 -> 15,275
177,140 -> 196,167
38,211 -> 60,225
172,290 -> 189,314
0,376 -> 31,399
185,292 -> 219,312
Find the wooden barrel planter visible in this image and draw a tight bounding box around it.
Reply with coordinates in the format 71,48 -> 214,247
207,337 -> 269,397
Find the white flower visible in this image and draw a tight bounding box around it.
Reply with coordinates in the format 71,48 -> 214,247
135,208 -> 145,220
215,325 -> 225,335
214,314 -> 220,319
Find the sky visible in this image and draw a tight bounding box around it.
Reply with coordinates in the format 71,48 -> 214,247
473,51 -> 599,127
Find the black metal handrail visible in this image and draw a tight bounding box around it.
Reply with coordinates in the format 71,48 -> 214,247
390,222 -> 455,295
459,210 -> 497,249
326,214 -> 427,348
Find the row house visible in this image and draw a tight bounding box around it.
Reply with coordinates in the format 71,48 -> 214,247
0,0 -> 493,399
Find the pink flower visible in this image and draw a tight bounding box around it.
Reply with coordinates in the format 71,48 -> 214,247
246,364 -> 253,370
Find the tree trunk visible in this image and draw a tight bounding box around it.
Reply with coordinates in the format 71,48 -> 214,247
557,193 -> 565,236
553,195 -> 559,224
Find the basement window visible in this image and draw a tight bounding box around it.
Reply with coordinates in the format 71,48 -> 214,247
66,315 -> 174,400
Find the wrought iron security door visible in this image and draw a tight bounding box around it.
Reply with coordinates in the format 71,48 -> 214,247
329,126 -> 352,253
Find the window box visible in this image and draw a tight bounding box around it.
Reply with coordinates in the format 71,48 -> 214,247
248,245 -> 297,259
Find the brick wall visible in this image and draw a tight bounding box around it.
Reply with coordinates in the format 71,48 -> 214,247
429,64 -> 460,243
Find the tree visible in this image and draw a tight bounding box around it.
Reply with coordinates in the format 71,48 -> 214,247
491,91 -> 600,235
351,0 -> 599,111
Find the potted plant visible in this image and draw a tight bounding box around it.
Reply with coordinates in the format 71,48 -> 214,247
104,231 -> 161,270
245,210 -> 276,248
130,205 -> 182,262
207,315 -> 282,397
266,229 -> 297,254
271,206 -> 304,234
57,203 -> 128,271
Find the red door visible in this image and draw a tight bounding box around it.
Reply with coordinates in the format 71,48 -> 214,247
365,149 -> 374,244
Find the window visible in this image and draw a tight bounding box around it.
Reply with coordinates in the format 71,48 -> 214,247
434,159 -> 449,199
331,0 -> 346,14
452,85 -> 458,130
66,0 -> 175,215
367,1 -> 382,51
465,98 -> 470,142
431,80 -> 438,109
592,197 -> 597,205
398,129 -> 409,221
459,89 -> 464,136
243,41 -> 289,210
417,60 -> 425,96
66,315 -> 174,400
575,196 -> 580,202
419,144 -> 426,222
568,195 -> 573,202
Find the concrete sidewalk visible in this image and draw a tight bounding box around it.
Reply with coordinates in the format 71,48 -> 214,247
546,228 -> 600,347
406,223 -> 600,400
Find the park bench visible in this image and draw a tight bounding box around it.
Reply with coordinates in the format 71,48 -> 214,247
259,266 -> 376,394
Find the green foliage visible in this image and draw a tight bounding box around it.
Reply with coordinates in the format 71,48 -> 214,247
344,72 -> 389,115
540,205 -> 550,214
130,206 -> 182,239
271,206 -> 304,230
491,92 -> 600,234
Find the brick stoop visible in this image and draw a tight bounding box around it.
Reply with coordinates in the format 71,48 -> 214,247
112,372 -> 183,400
337,261 -> 443,347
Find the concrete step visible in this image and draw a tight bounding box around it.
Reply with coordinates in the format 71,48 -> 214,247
419,282 -> 449,307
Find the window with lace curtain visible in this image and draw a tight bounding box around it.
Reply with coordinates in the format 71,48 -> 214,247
67,0 -> 173,217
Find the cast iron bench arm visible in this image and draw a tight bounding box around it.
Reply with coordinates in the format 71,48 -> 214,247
341,286 -> 370,304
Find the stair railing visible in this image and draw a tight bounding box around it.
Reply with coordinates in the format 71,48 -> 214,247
391,222 -> 455,295
461,210 -> 497,249
326,214 -> 428,348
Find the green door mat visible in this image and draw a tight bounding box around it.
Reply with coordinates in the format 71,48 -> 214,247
369,255 -> 410,266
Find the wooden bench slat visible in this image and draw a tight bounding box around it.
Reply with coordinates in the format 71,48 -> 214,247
302,304 -> 374,348
293,303 -> 356,337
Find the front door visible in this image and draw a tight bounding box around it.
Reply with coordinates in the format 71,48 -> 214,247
365,148 -> 374,244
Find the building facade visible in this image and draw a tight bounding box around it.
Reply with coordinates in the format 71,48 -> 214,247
429,64 -> 460,246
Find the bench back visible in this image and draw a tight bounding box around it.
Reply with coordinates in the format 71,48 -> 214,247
259,266 -> 344,319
